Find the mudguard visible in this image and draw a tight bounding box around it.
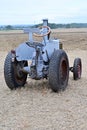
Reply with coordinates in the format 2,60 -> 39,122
42,39 -> 59,62
15,43 -> 35,61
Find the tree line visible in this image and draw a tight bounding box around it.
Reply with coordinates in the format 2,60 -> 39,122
1,23 -> 87,30
34,23 -> 87,29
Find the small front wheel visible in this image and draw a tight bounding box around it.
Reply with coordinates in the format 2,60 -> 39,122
73,58 -> 82,80
4,52 -> 28,90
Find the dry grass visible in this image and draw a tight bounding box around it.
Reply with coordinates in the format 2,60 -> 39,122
0,28 -> 87,51
0,28 -> 87,129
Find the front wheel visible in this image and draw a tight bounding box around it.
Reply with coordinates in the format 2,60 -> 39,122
49,50 -> 69,92
4,52 -> 28,90
73,58 -> 82,80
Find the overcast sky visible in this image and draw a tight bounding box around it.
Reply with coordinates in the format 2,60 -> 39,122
0,0 -> 87,25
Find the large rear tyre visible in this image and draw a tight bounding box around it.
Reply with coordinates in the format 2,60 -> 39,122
4,52 -> 28,90
73,58 -> 82,80
49,50 -> 69,92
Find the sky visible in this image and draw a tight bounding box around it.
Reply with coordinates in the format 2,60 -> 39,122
0,0 -> 87,25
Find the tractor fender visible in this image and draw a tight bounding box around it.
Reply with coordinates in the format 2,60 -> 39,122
15,43 -> 35,61
42,40 -> 59,62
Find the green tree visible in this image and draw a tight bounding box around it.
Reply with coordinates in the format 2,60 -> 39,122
5,25 -> 13,30
66,24 -> 70,28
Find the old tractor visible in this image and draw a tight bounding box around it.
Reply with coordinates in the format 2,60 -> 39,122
4,19 -> 82,92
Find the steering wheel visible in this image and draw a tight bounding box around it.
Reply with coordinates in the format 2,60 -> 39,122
33,26 -> 51,37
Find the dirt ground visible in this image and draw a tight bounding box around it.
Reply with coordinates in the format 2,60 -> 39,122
0,28 -> 87,130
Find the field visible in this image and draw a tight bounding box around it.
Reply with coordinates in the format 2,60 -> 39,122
0,28 -> 87,130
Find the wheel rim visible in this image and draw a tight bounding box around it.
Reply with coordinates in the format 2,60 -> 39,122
13,61 -> 27,85
77,63 -> 81,78
60,59 -> 68,85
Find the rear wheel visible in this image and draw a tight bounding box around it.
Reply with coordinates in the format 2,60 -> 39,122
49,50 -> 69,92
4,52 -> 28,90
73,58 -> 82,80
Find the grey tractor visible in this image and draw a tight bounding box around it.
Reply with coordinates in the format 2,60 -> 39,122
4,19 -> 82,92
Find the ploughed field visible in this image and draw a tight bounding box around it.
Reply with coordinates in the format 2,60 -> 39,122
0,28 -> 87,130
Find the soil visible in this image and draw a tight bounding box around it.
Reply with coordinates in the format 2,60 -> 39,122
0,28 -> 87,130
